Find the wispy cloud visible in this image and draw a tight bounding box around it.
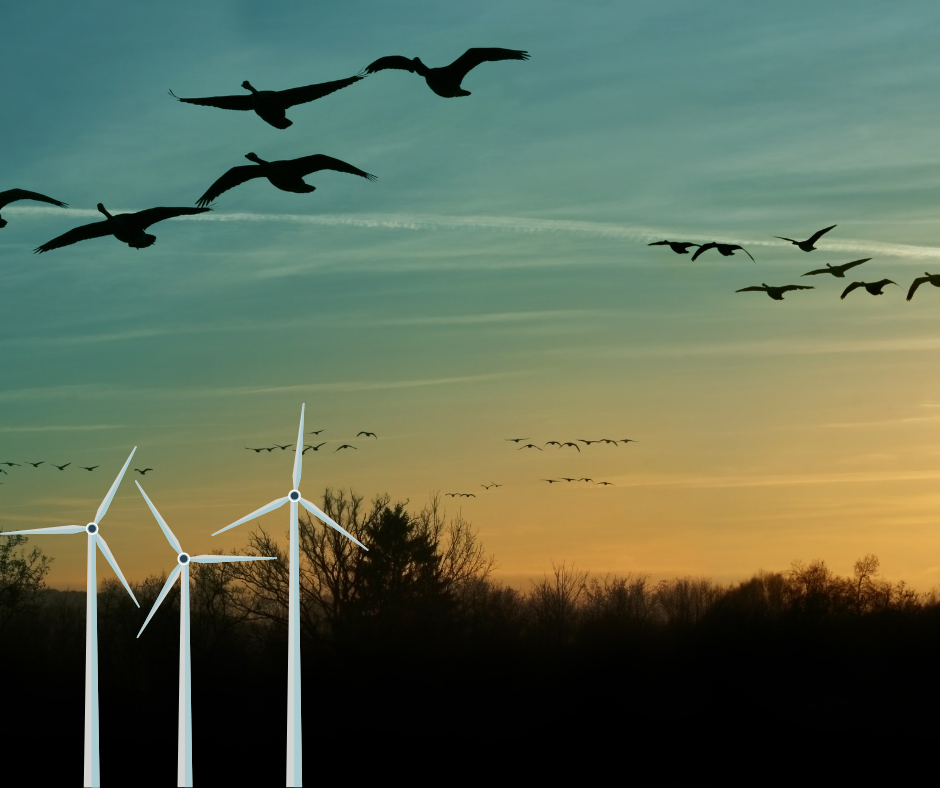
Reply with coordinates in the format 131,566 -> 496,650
611,469 -> 940,489
0,424 -> 125,433
12,206 -> 940,261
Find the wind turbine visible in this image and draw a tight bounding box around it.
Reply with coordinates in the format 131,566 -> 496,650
1,448 -> 139,787
135,481 -> 276,787
212,404 -> 367,787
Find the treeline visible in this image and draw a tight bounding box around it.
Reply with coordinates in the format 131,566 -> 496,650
2,490 -> 939,785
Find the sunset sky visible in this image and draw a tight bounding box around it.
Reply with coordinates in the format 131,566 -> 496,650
4,1 -> 940,590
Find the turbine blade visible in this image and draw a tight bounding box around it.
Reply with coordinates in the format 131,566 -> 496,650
135,481 -> 182,554
95,533 -> 140,607
95,446 -> 136,523
299,497 -> 368,550
190,555 -> 277,563
137,564 -> 182,637
292,403 -> 305,489
0,525 -> 85,536
212,496 -> 289,536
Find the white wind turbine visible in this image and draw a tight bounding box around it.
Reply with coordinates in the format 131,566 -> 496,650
1,447 -> 140,787
135,481 -> 276,787
212,403 -> 367,787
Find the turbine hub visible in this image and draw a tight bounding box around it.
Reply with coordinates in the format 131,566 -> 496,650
178,553 -> 190,564
86,523 -> 98,534
289,490 -> 300,502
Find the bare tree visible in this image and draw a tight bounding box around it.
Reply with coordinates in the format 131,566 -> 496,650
528,561 -> 588,645
0,533 -> 52,628
654,577 -> 723,626
416,493 -> 495,587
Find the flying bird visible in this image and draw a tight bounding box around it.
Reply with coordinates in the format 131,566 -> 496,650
298,443 -> 326,454
52,463 -> 70,471
461,493 -> 476,498
518,444 -> 542,451
691,242 -> 755,262
578,439 -> 599,445
169,76 -> 364,129
357,431 -> 377,438
26,462 -> 43,468
801,258 -> 871,278
618,439 -> 637,444
307,429 -> 325,435
560,442 -> 581,452
80,466 -> 99,471
0,189 -> 68,228
560,477 -> 577,482
195,153 -> 376,207
597,481 -> 614,486
446,492 -> 459,497
34,204 -> 210,253
773,225 -> 836,252
334,444 -> 357,452
363,48 -> 529,97
599,439 -> 618,445
245,447 -> 270,453
542,479 -> 561,484
272,444 -> 292,451
545,441 -> 563,447
648,240 -> 700,255
134,468 -> 153,475
0,462 -> 20,467
579,478 -> 595,483
906,273 -> 940,301
736,283 -> 814,301
840,279 -> 898,299
505,438 -> 529,443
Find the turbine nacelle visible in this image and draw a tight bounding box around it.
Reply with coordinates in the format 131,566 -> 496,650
289,490 -> 300,502
86,522 -> 98,534
178,552 -> 190,565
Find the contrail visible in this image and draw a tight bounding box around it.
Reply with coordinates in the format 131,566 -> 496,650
10,206 -> 940,260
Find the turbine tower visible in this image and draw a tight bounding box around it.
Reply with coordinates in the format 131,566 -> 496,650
1,448 -> 140,787
135,481 -> 276,787
212,404 -> 367,787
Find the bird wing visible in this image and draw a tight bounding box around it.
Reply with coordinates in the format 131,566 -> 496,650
445,48 -> 530,81
907,277 -> 929,301
288,154 -> 377,181
277,75 -> 363,108
169,89 -> 253,111
735,286 -> 765,293
691,242 -> 716,261
772,236 -> 797,244
363,56 -> 418,74
808,224 -> 837,244
647,240 -> 669,246
0,189 -> 68,209
34,220 -> 111,253
196,165 -> 263,207
780,285 -> 814,292
841,258 -> 871,272
738,246 -> 755,262
134,206 -> 211,230
800,267 -> 829,277
840,281 -> 864,299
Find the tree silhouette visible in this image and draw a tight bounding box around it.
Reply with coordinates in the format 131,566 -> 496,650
0,532 -> 52,629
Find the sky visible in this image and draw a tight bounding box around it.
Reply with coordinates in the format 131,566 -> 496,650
4,0 -> 940,591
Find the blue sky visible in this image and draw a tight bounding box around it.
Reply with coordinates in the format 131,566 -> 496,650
4,1 -> 940,589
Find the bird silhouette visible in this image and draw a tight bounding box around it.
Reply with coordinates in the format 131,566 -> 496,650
560,442 -> 581,452
560,477 -> 577,482
307,429 -> 325,435
34,204 -> 210,253
1,462 -> 20,466
461,493 -> 476,498
505,438 -> 529,443
545,441 -> 562,447
446,492 -> 459,497
773,225 -> 836,252
357,431 -> 377,438
648,240 -> 700,254
0,189 -> 68,228
907,273 -> 940,301
490,483 -> 503,488
196,153 -> 376,207
579,478 -> 595,483
518,444 -> 542,450
618,439 -> 637,444
0,468 -> 6,474
169,76 -> 364,129
578,439 -> 599,445
599,439 -> 618,445
272,444 -> 292,451
840,279 -> 898,299
691,242 -> 755,262
801,258 -> 871,278
597,481 -> 614,486
26,462 -> 43,467
736,283 -> 814,300
245,447 -> 269,452
134,468 -> 153,475
334,444 -> 357,452
52,463 -> 70,471
298,443 -> 326,454
80,466 -> 99,471
363,48 -> 528,97
542,479 -> 561,484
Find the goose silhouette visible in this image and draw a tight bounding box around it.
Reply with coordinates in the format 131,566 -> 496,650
0,189 -> 68,228
648,240 -> 700,254
802,258 -> 871,278
840,279 -> 897,299
196,153 -> 376,207
691,242 -> 754,262
363,48 -> 529,97
169,76 -> 363,129
736,283 -> 814,300
34,204 -> 209,253
773,225 -> 836,252
907,273 -> 940,301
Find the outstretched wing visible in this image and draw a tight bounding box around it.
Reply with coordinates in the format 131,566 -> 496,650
288,154 -> 377,181
841,258 -> 871,272
735,286 -> 766,293
34,220 -> 111,253
196,166 -> 263,207
807,224 -> 837,245
277,75 -> 363,108
647,240 -> 669,246
772,236 -> 796,244
735,245 -> 755,262
907,276 -> 929,301
781,285 -> 814,292
801,267 -> 829,277
445,48 -> 530,81
169,88 -> 252,111
840,281 -> 864,300
691,242 -> 716,261
363,56 -> 417,74
134,206 -> 211,230
0,189 -> 68,209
